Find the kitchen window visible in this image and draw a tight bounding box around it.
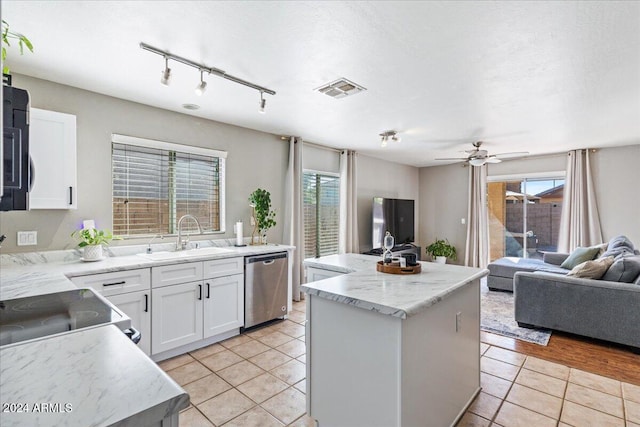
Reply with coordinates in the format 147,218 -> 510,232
303,171 -> 340,258
112,134 -> 226,237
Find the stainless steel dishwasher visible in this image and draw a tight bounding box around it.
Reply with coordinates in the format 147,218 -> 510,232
244,252 -> 288,329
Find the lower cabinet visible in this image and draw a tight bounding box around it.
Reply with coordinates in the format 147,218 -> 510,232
151,282 -> 204,354
204,274 -> 244,338
306,266 -> 345,283
151,274 -> 244,355
107,290 -> 151,355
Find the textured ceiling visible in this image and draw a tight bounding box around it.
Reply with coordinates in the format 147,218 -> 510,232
3,1 -> 639,167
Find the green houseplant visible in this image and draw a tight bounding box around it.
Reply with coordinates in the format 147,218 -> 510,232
426,238 -> 457,264
2,20 -> 34,74
249,188 -> 276,244
71,227 -> 119,261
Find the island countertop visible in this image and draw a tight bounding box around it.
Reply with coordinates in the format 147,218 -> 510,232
0,325 -> 189,426
302,254 -> 489,319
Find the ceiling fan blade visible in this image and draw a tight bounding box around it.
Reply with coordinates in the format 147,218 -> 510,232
485,156 -> 502,164
435,157 -> 468,161
493,151 -> 529,159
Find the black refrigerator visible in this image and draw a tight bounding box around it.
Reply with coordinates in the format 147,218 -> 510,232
2,84 -> 31,211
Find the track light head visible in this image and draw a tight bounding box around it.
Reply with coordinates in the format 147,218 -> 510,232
379,130 -> 400,147
195,70 -> 207,96
259,92 -> 266,114
160,57 -> 171,86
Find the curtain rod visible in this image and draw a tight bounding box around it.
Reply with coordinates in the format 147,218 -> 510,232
279,136 -> 343,153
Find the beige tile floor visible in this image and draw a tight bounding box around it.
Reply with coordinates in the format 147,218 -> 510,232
161,300 -> 640,427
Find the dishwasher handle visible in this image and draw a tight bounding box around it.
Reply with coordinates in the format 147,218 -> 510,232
245,252 -> 288,264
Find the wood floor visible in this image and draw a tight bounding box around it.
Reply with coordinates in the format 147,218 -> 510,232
482,330 -> 640,385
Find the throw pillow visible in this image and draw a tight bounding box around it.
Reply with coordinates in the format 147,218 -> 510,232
600,235 -> 636,259
601,254 -> 640,283
560,246 -> 601,270
568,256 -> 615,279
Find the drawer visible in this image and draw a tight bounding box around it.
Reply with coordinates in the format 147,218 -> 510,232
70,268 -> 150,296
152,262 -> 203,288
203,257 -> 243,279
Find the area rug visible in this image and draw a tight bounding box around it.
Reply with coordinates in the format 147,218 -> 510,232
480,281 -> 552,346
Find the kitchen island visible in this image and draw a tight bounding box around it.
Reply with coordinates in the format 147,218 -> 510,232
302,254 -> 489,427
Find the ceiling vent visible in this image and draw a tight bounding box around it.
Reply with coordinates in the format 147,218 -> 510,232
315,78 -> 366,99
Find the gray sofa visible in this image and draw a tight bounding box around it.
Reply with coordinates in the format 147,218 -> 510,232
487,253 -> 569,291
512,236 -> 640,350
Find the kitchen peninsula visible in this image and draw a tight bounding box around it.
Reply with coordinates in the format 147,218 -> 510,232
302,254 -> 489,427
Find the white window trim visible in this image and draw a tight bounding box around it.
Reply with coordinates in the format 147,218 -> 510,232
112,134 -> 227,159
488,171 -> 565,182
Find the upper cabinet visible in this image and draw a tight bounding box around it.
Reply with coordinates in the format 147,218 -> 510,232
29,108 -> 77,209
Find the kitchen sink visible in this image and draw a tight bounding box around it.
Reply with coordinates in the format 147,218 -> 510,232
138,246 -> 234,260
0,288 -> 129,347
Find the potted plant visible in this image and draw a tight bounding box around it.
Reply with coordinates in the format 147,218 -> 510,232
426,238 -> 457,264
71,227 -> 119,261
249,188 -> 276,245
2,20 -> 34,75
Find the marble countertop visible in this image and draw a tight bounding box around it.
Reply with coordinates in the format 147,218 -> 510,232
0,325 -> 189,426
302,254 -> 489,319
1,242 -> 294,300
0,241 -> 293,426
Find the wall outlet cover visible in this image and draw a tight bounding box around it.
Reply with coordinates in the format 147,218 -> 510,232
17,231 -> 38,246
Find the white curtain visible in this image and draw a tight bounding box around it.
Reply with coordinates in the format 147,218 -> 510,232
465,164 -> 489,268
339,150 -> 359,254
557,149 -> 603,253
283,137 -> 304,301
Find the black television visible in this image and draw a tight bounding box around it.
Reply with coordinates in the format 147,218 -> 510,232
372,197 -> 415,248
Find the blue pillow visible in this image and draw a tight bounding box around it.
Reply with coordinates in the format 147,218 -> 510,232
602,254 -> 640,283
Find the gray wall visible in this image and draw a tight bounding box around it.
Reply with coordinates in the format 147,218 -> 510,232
418,164 -> 468,264
357,154 -> 420,253
590,144 -> 640,245
418,144 -> 640,265
0,74 -> 288,252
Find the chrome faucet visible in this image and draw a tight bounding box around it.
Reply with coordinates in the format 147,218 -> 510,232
146,234 -> 164,254
176,214 -> 202,250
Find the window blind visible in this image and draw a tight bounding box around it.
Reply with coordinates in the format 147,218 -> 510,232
112,141 -> 224,237
303,172 -> 340,258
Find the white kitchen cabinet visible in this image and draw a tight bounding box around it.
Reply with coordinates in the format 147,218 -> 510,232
152,261 -> 202,288
151,281 -> 204,354
204,274 -> 244,338
150,257 -> 244,356
70,269 -> 151,355
108,290 -> 151,355
306,266 -> 344,283
29,108 -> 77,209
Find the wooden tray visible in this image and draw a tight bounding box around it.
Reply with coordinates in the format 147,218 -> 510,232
376,261 -> 421,275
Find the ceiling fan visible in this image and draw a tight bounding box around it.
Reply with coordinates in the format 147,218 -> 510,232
435,141 -> 529,166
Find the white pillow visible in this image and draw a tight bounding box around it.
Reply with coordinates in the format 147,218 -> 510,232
567,256 -> 615,279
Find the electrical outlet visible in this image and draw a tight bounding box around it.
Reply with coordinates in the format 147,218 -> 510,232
17,231 -> 38,246
456,311 -> 462,332
461,218 -> 466,225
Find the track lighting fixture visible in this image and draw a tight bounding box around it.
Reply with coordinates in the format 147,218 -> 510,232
195,70 -> 207,96
141,42 -> 276,104
259,91 -> 266,114
160,56 -> 171,86
379,130 -> 400,147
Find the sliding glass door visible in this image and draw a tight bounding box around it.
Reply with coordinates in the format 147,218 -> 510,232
488,177 -> 564,261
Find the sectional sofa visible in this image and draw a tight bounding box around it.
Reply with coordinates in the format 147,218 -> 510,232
489,236 -> 640,349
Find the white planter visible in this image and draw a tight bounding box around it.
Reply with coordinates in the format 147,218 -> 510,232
83,245 -> 103,260
434,256 -> 447,264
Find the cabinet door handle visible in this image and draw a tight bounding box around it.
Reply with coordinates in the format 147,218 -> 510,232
198,284 -> 202,300
69,186 -> 73,205
103,280 -> 126,287
144,294 -> 148,312
206,283 -> 210,299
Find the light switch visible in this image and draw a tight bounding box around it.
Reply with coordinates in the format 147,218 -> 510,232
461,218 -> 466,225
17,231 -> 38,246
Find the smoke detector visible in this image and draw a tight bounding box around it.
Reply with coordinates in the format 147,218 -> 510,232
315,78 -> 366,99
